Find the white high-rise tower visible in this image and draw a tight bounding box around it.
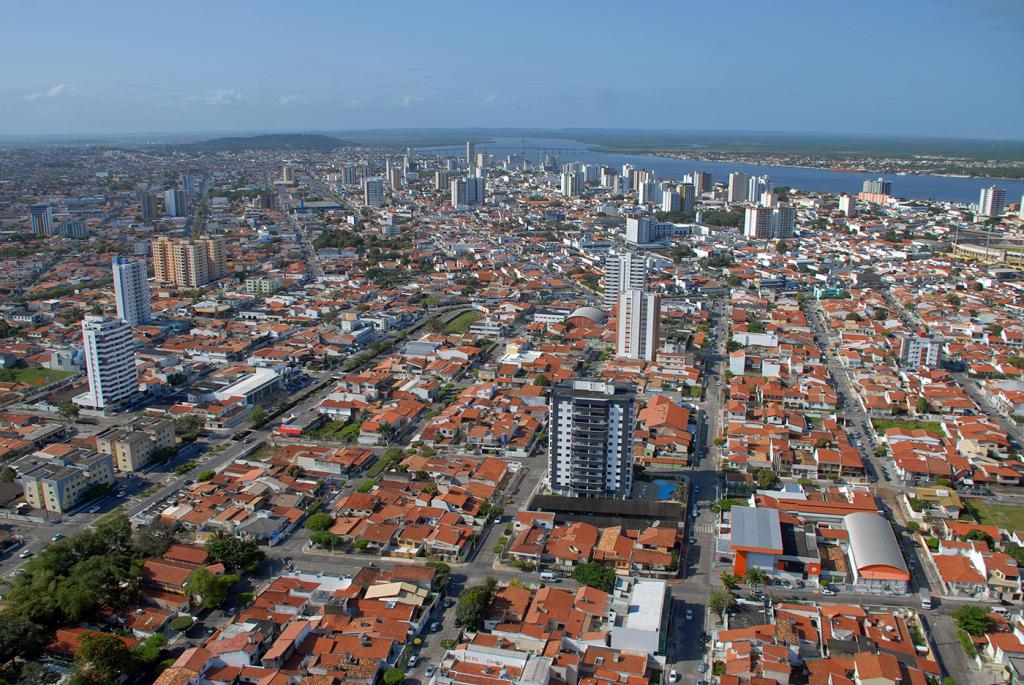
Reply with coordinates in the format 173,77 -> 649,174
76,316 -> 138,410
112,256 -> 152,326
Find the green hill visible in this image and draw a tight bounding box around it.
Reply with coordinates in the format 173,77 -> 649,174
173,133 -> 351,152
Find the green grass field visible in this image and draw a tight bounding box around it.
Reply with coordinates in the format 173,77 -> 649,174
444,310 -> 483,334
970,500 -> 1024,532
871,419 -> 944,436
0,367 -> 75,387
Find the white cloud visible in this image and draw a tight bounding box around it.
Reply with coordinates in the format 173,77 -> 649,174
24,83 -> 66,101
279,95 -> 302,105
485,93 -> 499,105
185,89 -> 244,106
396,94 -> 423,107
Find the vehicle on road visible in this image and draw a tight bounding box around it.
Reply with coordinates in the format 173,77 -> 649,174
919,590 -> 932,609
88,505 -> 100,514
51,533 -> 64,541
687,537 -> 696,545
820,587 -> 836,596
430,621 -> 442,632
425,666 -> 436,678
698,662 -> 708,673
18,550 -> 32,558
408,655 -> 419,668
669,670 -> 679,683
685,608 -> 693,621
540,571 -> 559,583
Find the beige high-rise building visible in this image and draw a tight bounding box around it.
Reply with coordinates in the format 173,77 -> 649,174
151,236 -> 226,287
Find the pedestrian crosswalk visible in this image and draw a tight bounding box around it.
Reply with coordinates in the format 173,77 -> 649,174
692,522 -> 716,535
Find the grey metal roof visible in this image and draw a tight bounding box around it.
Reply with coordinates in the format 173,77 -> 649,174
568,306 -> 606,324
731,506 -> 783,552
844,512 -> 908,574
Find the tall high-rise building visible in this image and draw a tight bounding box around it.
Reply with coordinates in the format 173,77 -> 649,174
839,194 -> 856,217
58,220 -> 88,239
180,175 -> 199,195
583,164 -> 601,183
727,172 -> 749,203
451,176 -> 485,206
743,205 -> 796,240
112,256 -> 152,326
616,289 -> 661,361
164,190 -> 186,217
29,203 -> 53,236
138,191 -> 156,221
363,178 -> 385,207
561,170 -> 584,196
434,170 -> 452,191
77,316 -> 138,410
281,165 -> 295,184
978,185 -> 1006,217
603,252 -> 646,309
548,380 -> 636,498
151,236 -> 226,287
466,141 -> 475,165
661,190 -> 680,213
638,180 -> 658,204
692,171 -> 712,195
747,175 -> 772,203
679,183 -> 696,212
340,165 -> 358,186
862,177 -> 892,195
898,333 -> 941,369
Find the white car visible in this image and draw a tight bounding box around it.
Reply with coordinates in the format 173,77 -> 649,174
408,655 -> 419,668
685,608 -> 693,620
669,670 -> 679,683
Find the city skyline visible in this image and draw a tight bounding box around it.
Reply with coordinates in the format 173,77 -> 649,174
2,0 -> 1022,138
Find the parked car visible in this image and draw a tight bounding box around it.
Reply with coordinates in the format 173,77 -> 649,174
51,533 -> 64,541
698,662 -> 708,673
821,587 -> 836,596
425,666 -> 436,678
669,670 -> 679,683
430,621 -> 442,632
88,505 -> 101,514
18,550 -> 32,559
685,608 -> 693,620
408,655 -> 419,668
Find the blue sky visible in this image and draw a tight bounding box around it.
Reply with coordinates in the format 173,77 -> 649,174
2,0 -> 1021,138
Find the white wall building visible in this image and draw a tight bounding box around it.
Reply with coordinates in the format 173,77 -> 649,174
616,290 -> 660,361
728,171 -> 749,203
548,380 -> 635,498
979,185 -> 1006,217
75,316 -> 138,410
112,256 -> 152,326
603,252 -> 646,308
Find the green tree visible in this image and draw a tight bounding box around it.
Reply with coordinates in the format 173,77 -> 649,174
57,402 -> 79,423
196,470 -> 215,482
248,406 -> 266,425
186,569 -> 239,609
132,634 -> 167,666
0,611 -> 49,664
533,374 -> 550,387
72,633 -> 136,684
169,615 -> 194,632
309,531 -> 340,548
755,468 -> 780,490
719,573 -> 740,590
572,562 -> 616,592
305,512 -> 334,531
744,568 -> 768,588
456,577 -> 497,631
205,533 -> 264,572
709,590 -> 735,617
952,605 -> 994,636
384,667 -> 405,685
0,466 -> 16,483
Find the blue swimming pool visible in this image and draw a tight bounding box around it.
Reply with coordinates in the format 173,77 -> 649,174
653,479 -> 678,500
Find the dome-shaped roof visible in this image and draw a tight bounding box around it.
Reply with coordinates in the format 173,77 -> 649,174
568,306 -> 606,324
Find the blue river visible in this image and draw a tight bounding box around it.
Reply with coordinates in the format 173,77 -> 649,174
417,136 -> 1024,205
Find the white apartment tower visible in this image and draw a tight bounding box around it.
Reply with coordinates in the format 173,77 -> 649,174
727,172 -> 749,203
548,380 -> 636,498
744,205 -> 796,239
839,194 -> 857,217
112,256 -> 152,326
747,175 -> 772,203
561,170 -> 584,196
978,185 -> 1006,217
29,203 -> 54,237
603,252 -> 646,308
451,176 -> 486,206
616,289 -> 661,361
76,316 -> 138,410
